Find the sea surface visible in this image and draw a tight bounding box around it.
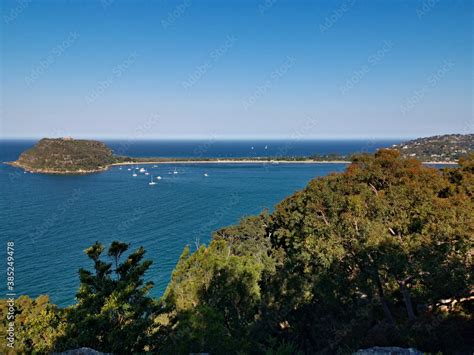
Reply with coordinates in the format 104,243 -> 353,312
0,139 -> 401,307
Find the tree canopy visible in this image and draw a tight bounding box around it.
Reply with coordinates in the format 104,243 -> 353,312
158,151 -> 473,353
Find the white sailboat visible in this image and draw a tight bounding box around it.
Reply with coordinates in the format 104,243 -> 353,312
149,175 -> 157,185
156,176 -> 162,180
132,172 -> 138,177
204,173 -> 209,177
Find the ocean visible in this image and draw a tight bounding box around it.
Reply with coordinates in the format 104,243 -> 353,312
0,139 -> 401,306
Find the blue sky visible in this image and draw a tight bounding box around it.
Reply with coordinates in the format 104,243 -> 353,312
0,0 -> 472,139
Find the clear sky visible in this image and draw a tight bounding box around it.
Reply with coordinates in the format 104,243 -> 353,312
0,0 -> 472,139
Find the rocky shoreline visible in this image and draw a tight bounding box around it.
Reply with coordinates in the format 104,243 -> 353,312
7,161 -> 110,175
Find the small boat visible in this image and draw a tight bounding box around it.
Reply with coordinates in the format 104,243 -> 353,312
173,169 -> 178,174
145,172 -> 150,175
132,173 -> 138,177
204,173 -> 209,177
139,168 -> 146,173
265,145 -> 268,150
157,176 -> 162,180
153,165 -> 158,168
119,167 -> 122,170
127,168 -> 131,171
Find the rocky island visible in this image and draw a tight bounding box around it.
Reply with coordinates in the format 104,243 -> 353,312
10,138 -> 117,174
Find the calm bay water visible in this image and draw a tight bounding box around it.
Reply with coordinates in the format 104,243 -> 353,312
0,139 -> 400,306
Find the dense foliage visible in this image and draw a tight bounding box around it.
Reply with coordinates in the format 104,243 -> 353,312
14,138 -> 115,172
56,241 -> 158,353
158,150 -> 473,353
1,151 -> 472,353
0,295 -> 65,354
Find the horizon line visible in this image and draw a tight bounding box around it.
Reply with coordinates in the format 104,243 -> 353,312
0,135 -> 422,141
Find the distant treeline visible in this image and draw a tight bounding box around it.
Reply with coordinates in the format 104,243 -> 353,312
115,154 -> 351,163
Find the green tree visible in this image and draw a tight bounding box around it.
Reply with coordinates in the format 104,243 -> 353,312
0,295 -> 65,354
57,241 -> 157,353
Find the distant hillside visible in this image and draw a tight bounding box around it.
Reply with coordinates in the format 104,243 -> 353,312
13,138 -> 116,173
392,134 -> 473,162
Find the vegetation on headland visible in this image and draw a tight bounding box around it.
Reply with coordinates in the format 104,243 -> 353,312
10,134 -> 472,174
11,138 -> 115,173
391,134 -> 474,162
1,151 -> 473,354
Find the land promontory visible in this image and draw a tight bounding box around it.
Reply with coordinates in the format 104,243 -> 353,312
392,134 -> 473,162
11,138 -> 117,174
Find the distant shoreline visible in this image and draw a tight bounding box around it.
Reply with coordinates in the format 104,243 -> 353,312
5,159 -> 458,175
8,136 -> 466,174
110,160 -> 353,165
422,161 -> 459,165
7,161 -> 109,174
111,160 -> 458,166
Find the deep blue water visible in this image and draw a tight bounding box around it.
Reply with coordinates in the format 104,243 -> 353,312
0,139 -> 401,307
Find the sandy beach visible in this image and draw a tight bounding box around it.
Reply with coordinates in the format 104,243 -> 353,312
110,160 -> 458,166
110,160 -> 353,166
